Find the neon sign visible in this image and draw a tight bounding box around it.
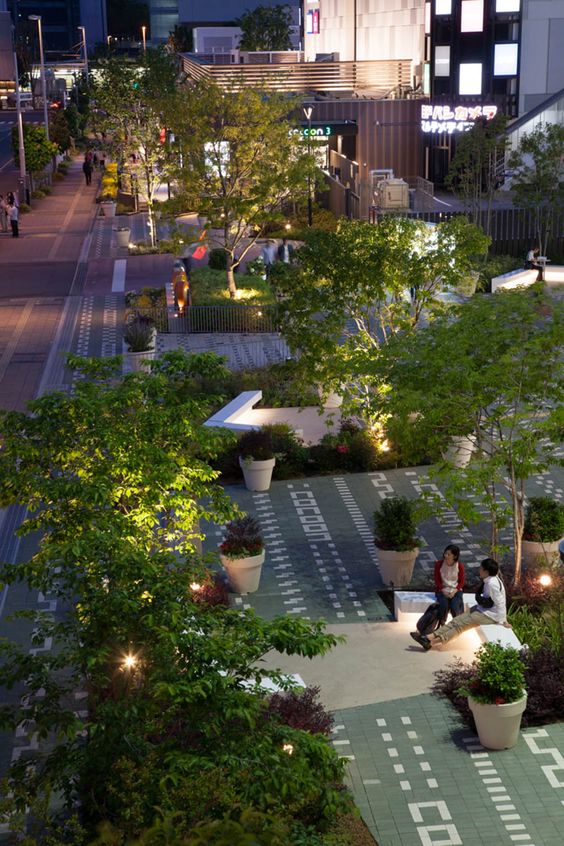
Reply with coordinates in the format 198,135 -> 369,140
421,103 -> 498,134
289,126 -> 332,139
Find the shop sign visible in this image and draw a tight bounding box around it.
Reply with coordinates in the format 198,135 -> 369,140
290,126 -> 332,139
421,103 -> 498,134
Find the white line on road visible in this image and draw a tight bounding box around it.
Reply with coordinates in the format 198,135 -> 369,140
111,259 -> 127,292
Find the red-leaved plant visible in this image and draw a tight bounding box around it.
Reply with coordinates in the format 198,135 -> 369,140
219,515 -> 264,559
266,685 -> 334,736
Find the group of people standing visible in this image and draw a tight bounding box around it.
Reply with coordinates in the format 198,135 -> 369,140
82,150 -> 105,186
261,237 -> 295,276
0,192 -> 19,238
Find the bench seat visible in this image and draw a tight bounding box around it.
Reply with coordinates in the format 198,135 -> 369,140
544,265 -> 564,284
491,268 -> 538,292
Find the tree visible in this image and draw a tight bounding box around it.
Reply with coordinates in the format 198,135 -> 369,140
167,24 -> 193,53
366,287 -> 563,585
168,80 -> 317,297
237,4 -> 293,51
49,108 -> 71,152
0,352 -> 345,840
91,50 -> 178,246
276,216 -> 489,415
445,113 -> 508,236
508,122 -> 564,256
11,123 -> 58,186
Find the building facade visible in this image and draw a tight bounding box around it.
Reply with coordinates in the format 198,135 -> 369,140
4,0 -> 106,55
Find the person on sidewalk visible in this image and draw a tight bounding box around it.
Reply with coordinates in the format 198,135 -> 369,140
9,202 -> 19,238
261,240 -> 277,278
0,195 -> 9,233
7,191 -> 17,208
432,544 -> 465,625
410,558 -> 507,651
82,157 -> 93,186
277,237 -> 294,264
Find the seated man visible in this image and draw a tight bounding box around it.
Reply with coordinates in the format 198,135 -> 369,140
410,558 -> 506,651
524,247 -> 543,281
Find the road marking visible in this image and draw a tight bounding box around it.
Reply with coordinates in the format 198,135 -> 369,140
111,259 -> 127,292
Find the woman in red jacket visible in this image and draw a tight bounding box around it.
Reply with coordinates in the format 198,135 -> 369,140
434,543 -> 464,625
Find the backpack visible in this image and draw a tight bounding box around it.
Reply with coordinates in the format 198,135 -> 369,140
416,602 -> 444,635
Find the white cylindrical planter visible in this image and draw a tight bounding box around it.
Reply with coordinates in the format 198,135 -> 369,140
376,548 -> 419,587
102,201 -> 116,218
125,349 -> 157,372
469,694 -> 527,750
239,457 -> 275,492
444,435 -> 476,469
116,227 -> 130,247
522,539 -> 561,568
317,385 -> 343,409
220,550 -> 265,594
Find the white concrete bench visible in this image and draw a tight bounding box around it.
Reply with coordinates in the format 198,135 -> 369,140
544,265 -> 564,284
491,268 -> 538,292
204,390 -> 262,432
395,591 -> 522,648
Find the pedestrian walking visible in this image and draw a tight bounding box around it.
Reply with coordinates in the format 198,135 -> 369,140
93,152 -> 99,170
0,195 -> 9,232
82,157 -> 93,186
99,154 -> 106,172
277,237 -> 294,264
9,202 -> 19,238
261,240 -> 277,278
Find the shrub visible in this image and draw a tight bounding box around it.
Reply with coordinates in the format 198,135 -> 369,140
220,515 -> 264,558
19,202 -> 31,213
42,186 -> 52,195
457,642 -> 526,705
190,573 -> 230,608
373,495 -> 419,551
266,686 -> 334,737
123,316 -> 156,352
523,496 -> 564,542
208,248 -> 227,270
31,189 -> 45,199
238,428 -> 276,461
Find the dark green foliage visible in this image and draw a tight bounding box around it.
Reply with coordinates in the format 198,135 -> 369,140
123,316 -> 155,352
49,109 -> 71,153
11,123 -> 58,173
457,643 -> 526,705
523,496 -> 564,542
237,4 -> 293,51
373,496 -> 420,551
238,428 -> 277,461
168,24 -> 194,53
208,248 -> 228,271
267,686 -> 334,737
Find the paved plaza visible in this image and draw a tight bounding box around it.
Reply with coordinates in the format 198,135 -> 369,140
0,166 -> 563,845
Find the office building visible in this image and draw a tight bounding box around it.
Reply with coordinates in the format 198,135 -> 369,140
4,0 -> 106,55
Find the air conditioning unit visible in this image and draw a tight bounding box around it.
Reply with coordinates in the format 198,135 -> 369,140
377,178 -> 409,209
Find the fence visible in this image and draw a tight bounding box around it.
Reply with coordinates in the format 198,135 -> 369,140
132,304 -> 279,334
368,207 -> 564,257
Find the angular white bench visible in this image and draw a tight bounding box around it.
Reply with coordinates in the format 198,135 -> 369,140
544,265 -> 564,284
491,268 -> 538,292
204,390 -> 263,432
395,591 -> 522,649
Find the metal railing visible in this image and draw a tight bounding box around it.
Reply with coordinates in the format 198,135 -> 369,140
182,55 -> 413,94
131,304 -> 279,334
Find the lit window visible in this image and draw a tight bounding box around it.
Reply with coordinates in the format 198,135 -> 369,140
434,46 -> 450,76
425,2 -> 431,34
436,0 -> 452,14
461,0 -> 484,32
494,43 -> 518,75
459,63 -> 482,95
496,0 -> 520,11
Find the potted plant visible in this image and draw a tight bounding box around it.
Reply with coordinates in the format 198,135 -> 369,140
115,225 -> 131,248
123,316 -> 157,372
238,427 -> 276,492
458,642 -> 527,750
219,515 -> 265,594
373,495 -> 420,586
522,496 -> 564,567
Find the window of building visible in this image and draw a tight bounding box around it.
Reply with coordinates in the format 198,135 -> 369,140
494,43 -> 518,75
435,46 -> 450,76
461,0 -> 484,32
436,0 -> 452,15
496,0 -> 520,12
459,63 -> 482,94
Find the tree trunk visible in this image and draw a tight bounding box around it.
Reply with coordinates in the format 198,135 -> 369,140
511,477 -> 525,587
226,257 -> 237,299
147,203 -> 156,248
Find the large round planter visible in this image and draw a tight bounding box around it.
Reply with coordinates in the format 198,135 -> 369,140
444,435 -> 476,469
522,539 -> 561,568
469,693 -> 527,750
116,227 -> 130,248
239,456 -> 275,492
376,547 -> 419,587
101,201 -> 116,218
317,385 -> 343,409
220,550 -> 265,594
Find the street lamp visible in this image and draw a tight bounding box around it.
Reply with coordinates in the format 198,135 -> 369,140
29,16 -> 49,142
303,104 -> 314,226
78,26 -> 88,80
141,25 -> 147,53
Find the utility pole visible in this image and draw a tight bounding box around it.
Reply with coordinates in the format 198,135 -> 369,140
12,38 -> 28,206
29,16 -> 49,142
78,26 -> 88,81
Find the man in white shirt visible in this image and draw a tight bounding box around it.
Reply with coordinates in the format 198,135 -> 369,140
411,559 -> 507,651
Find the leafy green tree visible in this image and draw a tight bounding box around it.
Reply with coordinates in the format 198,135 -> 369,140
11,123 -> 58,183
0,352 -> 345,839
168,80 -> 317,297
276,216 -> 489,415
237,4 -> 293,51
445,113 -> 508,236
507,122 -> 564,256
91,50 -> 178,246
366,287 -> 563,585
49,108 -> 71,152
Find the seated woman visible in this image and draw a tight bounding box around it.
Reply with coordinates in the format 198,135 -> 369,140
411,558 -> 506,651
432,543 -> 465,626
524,247 -> 543,281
